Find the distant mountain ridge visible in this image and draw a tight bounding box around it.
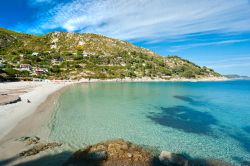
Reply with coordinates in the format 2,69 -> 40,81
0,28 -> 222,80
223,74 -> 250,80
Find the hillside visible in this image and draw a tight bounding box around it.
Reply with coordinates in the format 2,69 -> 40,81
0,28 -> 221,80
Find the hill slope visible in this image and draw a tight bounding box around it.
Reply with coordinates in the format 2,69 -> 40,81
0,28 -> 221,80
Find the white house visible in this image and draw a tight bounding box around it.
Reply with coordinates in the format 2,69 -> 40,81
20,64 -> 32,71
79,41 -> 85,46
82,51 -> 93,57
51,58 -> 63,65
32,52 -> 39,56
34,68 -> 48,74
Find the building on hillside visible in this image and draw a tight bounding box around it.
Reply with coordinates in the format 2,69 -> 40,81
32,52 -> 39,56
33,68 -> 48,75
51,58 -> 63,65
82,51 -> 90,57
0,59 -> 5,63
20,64 -> 32,71
161,75 -> 171,79
83,53 -> 88,57
66,58 -> 74,61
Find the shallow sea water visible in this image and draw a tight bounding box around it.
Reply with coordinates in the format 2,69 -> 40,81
48,80 -> 250,165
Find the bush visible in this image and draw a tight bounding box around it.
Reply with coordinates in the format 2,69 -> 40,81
73,55 -> 83,60
4,68 -> 19,76
181,70 -> 195,78
50,66 -> 61,73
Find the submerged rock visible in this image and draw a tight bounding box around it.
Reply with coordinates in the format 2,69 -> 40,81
189,159 -> 232,166
242,161 -> 250,166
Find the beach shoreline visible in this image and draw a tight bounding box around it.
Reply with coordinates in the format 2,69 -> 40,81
0,81 -> 75,165
0,76 -> 228,140
0,81 -> 73,141
0,77 -> 227,136
78,76 -> 228,82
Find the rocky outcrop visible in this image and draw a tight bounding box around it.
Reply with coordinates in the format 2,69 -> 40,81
17,136 -> 62,157
19,142 -> 62,157
0,94 -> 21,105
65,139 -> 157,166
65,139 -> 232,166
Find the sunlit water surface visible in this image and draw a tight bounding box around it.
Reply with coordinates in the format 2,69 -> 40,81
48,81 -> 250,165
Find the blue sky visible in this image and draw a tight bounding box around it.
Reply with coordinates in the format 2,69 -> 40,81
1,0 -> 250,76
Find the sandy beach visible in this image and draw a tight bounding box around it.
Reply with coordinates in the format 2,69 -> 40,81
0,81 -> 73,140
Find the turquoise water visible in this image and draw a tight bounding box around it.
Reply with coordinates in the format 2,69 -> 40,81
49,80 -> 250,165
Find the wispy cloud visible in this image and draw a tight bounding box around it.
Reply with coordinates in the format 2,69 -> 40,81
169,39 -> 250,52
28,0 -> 52,6
17,0 -> 250,42
197,56 -> 250,69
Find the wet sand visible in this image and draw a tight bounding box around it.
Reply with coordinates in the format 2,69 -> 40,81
0,83 -> 73,165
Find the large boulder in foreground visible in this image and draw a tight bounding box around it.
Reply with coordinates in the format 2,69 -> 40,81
65,139 -> 232,166
65,139 -> 159,166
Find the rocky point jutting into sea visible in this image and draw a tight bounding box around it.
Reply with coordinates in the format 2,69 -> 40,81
1,136 -> 233,166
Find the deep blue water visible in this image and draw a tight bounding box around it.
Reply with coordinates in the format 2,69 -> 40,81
49,80 -> 250,165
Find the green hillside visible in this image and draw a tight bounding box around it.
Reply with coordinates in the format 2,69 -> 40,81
0,28 -> 221,80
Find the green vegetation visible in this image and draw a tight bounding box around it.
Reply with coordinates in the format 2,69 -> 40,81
0,28 -> 221,80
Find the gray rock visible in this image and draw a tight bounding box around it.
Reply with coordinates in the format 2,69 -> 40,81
159,151 -> 188,166
0,95 -> 21,105
86,150 -> 108,161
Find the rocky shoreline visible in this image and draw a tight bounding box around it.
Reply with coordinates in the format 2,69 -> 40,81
64,139 -> 231,166
6,138 -> 232,166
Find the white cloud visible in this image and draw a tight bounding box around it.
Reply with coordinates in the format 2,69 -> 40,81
169,39 -> 250,52
28,0 -> 52,6
23,0 -> 250,42
35,0 -> 51,2
191,55 -> 250,76
197,56 -> 250,68
208,61 -> 250,69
